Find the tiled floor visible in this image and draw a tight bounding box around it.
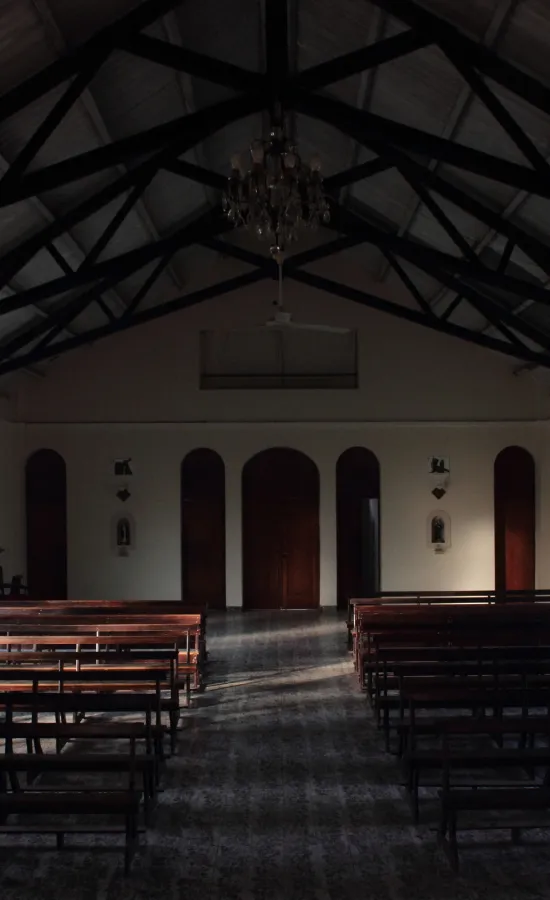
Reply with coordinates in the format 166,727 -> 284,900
2,610 -> 550,899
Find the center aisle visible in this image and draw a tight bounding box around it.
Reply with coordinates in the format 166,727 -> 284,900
3,611 -> 548,900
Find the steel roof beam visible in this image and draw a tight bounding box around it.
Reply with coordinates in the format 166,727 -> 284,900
445,48 -> 550,181
119,33 -> 262,93
0,92 -> 263,289
289,268 -> 550,369
368,0 -> 550,116
375,0 -> 518,283
0,208 -> 230,315
294,91 -> 550,198
206,221 -> 550,352
324,157 -> 393,191
0,0 -> 187,126
7,195 -> 545,316
0,269 -> 267,375
293,29 -> 430,91
0,91 -> 264,209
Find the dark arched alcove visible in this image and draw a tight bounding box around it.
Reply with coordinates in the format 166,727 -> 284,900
25,448 -> 67,600
242,448 -> 320,610
181,448 -> 226,609
494,445 -> 535,593
336,447 -> 380,609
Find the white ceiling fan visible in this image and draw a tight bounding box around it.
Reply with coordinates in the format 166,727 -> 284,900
260,253 -> 351,336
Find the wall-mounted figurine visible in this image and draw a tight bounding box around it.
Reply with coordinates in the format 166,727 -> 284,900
114,458 -> 133,477
427,510 -> 451,553
113,514 -> 135,557
116,517 -> 131,547
428,456 -> 450,499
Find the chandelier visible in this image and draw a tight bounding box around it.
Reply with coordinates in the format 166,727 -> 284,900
222,109 -> 330,256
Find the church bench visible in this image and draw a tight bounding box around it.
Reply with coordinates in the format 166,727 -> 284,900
403,745 -> 550,824
0,665 -> 181,752
0,650 -> 197,708
396,714 -> 550,758
0,602 -> 208,659
355,610 -> 550,672
400,686 -> 550,750
363,631 -> 550,692
362,621 -> 550,673
0,691 -> 163,751
373,664 -> 550,725
347,593 -> 499,649
0,626 -> 203,689
379,685 -> 550,752
0,789 -> 141,874
437,787 -> 550,873
0,634 -> 201,693
0,747 -> 156,824
0,720 -> 165,764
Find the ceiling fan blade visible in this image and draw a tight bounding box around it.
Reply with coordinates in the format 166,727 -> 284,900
286,321 -> 351,334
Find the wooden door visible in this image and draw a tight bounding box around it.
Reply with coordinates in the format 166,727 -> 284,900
181,448 -> 226,609
494,446 -> 535,593
26,449 -> 67,600
336,447 -> 380,610
242,448 -> 319,609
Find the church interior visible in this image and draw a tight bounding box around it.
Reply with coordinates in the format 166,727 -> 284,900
2,0 -> 550,896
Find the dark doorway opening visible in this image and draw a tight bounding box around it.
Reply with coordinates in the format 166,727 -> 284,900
181,448 -> 226,609
242,447 -> 320,610
336,447 -> 380,610
26,449 -> 67,600
494,445 -> 535,593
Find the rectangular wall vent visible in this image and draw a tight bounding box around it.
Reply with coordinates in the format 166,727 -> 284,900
200,328 -> 358,389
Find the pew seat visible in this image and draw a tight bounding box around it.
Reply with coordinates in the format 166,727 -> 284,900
438,787 -> 550,872
0,790 -> 141,874
0,752 -> 156,822
403,746 -> 550,823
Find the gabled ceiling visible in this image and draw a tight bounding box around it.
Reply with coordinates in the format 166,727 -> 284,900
1,0 -> 550,377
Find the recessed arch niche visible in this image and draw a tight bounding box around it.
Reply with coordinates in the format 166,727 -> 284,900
494,445 -> 535,594
242,448 -> 320,610
336,447 -> 380,610
181,448 -> 226,609
25,448 -> 67,600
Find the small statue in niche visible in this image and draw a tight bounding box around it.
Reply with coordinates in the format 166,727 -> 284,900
116,518 -> 131,547
431,516 -> 446,545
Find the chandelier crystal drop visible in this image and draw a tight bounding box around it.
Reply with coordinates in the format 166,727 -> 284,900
222,108 -> 330,257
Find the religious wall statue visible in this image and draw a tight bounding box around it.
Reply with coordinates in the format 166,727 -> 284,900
431,516 -> 445,545
116,517 -> 131,547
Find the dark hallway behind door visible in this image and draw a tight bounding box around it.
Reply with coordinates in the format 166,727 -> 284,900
337,447 -> 380,609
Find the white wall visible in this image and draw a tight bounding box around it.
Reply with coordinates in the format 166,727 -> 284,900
19,421 -> 544,604
14,274 -> 550,424
0,421 -> 24,584
10,276 -> 550,604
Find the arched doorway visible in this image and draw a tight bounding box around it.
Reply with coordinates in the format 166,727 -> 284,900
25,449 -> 67,600
181,448 -> 226,609
494,446 -> 535,593
336,447 -> 380,610
242,448 -> 320,609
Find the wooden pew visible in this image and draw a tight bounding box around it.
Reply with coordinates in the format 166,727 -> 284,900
0,620 -> 203,689
351,599 -> 550,667
0,633 -> 200,698
438,787 -> 550,872
0,601 -> 208,661
0,720 -> 142,874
